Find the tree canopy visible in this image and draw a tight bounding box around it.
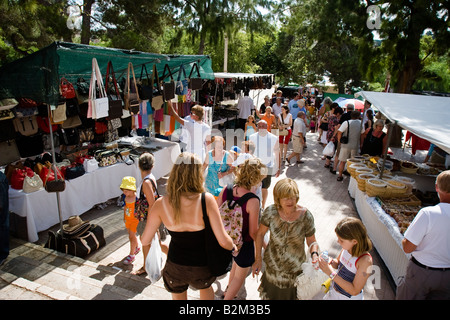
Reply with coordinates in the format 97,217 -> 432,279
0,0 -> 448,93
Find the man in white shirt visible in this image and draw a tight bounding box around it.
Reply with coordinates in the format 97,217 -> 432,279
249,120 -> 280,209
170,101 -> 211,163
272,97 -> 283,118
236,91 -> 254,130
287,111 -> 306,165
397,170 -> 450,300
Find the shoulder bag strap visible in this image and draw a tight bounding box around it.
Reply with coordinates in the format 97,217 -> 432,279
140,64 -> 150,83
177,64 -> 187,81
188,62 -> 201,79
105,61 -> 121,99
161,64 -> 174,82
151,64 -> 162,94
127,62 -> 140,100
201,192 -> 208,221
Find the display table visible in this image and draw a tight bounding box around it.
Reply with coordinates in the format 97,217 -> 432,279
348,177 -> 410,286
8,138 -> 181,242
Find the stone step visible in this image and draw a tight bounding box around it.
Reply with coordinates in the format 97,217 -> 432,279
1,238 -> 175,300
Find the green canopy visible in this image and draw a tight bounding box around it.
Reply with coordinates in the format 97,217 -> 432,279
0,41 -> 215,106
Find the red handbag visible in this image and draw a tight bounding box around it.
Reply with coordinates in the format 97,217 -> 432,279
37,116 -> 59,133
60,78 -> 76,99
11,167 -> 34,190
39,165 -> 64,187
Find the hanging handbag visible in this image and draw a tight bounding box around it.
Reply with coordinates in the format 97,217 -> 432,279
0,109 -> 14,120
161,64 -> 175,101
105,61 -> 124,119
37,115 -> 59,133
13,115 -> 38,136
83,157 -> 99,173
65,97 -> 80,117
150,64 -> 164,110
88,58 -> 109,119
52,100 -> 67,124
60,77 -> 77,99
124,62 -> 140,114
0,98 -> 18,111
175,64 -> 188,96
138,64 -> 153,100
188,62 -> 203,90
0,140 -> 21,166
23,173 -> 44,193
62,115 -> 82,129
201,192 -> 232,277
0,119 -> 17,142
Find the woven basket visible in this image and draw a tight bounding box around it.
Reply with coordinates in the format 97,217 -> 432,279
349,163 -> 368,177
394,176 -> 415,194
384,179 -> 407,198
356,173 -> 376,191
365,178 -> 388,197
400,161 -> 419,174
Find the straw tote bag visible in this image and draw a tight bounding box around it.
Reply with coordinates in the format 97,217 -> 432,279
125,62 -> 140,115
88,58 -> 109,119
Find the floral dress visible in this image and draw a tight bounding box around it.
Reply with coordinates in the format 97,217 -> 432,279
258,204 -> 316,300
205,150 -> 230,197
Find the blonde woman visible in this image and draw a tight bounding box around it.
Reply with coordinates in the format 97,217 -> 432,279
217,158 -> 266,300
141,152 -> 235,300
252,178 -> 319,300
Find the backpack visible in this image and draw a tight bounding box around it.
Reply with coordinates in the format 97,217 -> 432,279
134,178 -> 160,221
219,184 -> 259,254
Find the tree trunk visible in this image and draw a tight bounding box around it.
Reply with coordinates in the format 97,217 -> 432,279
81,0 -> 94,45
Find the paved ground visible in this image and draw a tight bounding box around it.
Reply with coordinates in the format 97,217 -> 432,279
1,130 -> 396,300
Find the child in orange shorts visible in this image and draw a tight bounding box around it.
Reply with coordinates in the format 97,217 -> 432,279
120,176 -> 140,265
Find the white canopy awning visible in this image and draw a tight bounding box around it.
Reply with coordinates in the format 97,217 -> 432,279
214,72 -> 273,79
355,91 -> 450,155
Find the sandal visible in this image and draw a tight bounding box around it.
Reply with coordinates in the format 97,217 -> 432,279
123,254 -> 135,265
134,247 -> 141,255
132,267 -> 147,276
337,176 -> 344,182
324,164 -> 330,168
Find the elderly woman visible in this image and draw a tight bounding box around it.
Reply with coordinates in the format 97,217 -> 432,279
360,119 -> 388,156
252,178 -> 319,300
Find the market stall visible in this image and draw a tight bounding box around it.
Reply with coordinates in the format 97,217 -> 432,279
1,41 -> 210,239
207,72 -> 274,128
8,138 -> 180,243
346,91 -> 450,286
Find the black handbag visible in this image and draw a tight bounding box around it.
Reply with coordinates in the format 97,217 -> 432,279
138,64 -> 153,100
161,64 -> 175,101
65,164 -> 85,180
201,192 -> 232,277
340,120 -> 349,144
105,61 -> 124,119
188,62 -> 203,90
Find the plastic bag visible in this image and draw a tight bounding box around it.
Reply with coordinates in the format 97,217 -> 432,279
322,141 -> 335,157
296,258 -> 329,300
145,234 -> 163,284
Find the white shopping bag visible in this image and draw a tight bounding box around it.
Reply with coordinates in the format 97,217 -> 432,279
322,141 -> 335,157
145,234 -> 163,284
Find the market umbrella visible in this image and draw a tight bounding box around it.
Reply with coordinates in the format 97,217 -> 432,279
338,98 -> 364,110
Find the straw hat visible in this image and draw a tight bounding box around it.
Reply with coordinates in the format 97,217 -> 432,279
63,215 -> 90,233
120,176 -> 136,191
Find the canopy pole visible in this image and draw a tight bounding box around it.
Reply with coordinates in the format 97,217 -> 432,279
47,104 -> 64,235
379,120 -> 397,180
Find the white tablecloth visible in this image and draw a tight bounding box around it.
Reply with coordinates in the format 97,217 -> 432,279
348,177 -> 410,286
8,138 -> 181,242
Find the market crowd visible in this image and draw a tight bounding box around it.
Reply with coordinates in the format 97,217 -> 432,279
117,88 -> 450,301
1,88 -> 448,301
